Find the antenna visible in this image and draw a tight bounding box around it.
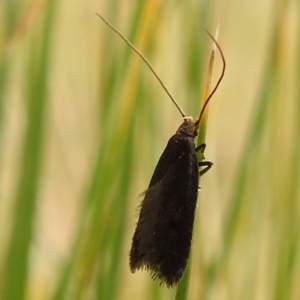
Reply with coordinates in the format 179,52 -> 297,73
96,13 -> 186,118
194,29 -> 226,127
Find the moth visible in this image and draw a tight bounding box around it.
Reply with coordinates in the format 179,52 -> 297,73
97,13 -> 225,287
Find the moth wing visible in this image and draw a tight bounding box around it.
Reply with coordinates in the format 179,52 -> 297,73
130,135 -> 199,286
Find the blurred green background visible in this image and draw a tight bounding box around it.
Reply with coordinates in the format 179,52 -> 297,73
0,0 -> 299,299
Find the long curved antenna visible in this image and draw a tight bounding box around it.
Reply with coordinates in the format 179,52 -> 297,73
194,29 -> 226,127
96,13 -> 186,118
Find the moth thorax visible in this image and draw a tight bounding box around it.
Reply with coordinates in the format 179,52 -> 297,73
176,119 -> 197,137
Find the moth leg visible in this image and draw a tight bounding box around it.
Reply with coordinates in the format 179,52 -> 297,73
196,143 -> 212,177
195,143 -> 206,153
198,161 -> 213,177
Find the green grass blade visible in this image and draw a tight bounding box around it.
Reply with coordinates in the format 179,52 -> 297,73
1,1 -> 57,300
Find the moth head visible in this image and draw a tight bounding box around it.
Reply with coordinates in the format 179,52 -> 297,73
176,117 -> 197,137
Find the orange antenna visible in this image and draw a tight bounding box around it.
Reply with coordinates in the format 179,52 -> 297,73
194,29 -> 226,127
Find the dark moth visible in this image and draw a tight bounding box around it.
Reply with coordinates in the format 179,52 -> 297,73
96,12 -> 225,288
129,119 -> 212,287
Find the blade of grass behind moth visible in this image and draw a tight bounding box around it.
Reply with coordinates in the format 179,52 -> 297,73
175,25 -> 219,300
